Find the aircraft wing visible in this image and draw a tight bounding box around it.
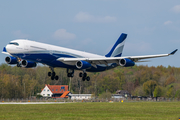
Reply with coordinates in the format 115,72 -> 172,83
57,49 -> 178,65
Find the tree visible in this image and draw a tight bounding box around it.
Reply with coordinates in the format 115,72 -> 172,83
153,86 -> 163,97
166,87 -> 174,98
0,63 -> 180,99
123,81 -> 134,94
143,80 -> 157,97
166,84 -> 176,98
133,85 -> 145,96
175,90 -> 180,99
99,91 -> 111,99
165,76 -> 176,86
116,71 -> 126,90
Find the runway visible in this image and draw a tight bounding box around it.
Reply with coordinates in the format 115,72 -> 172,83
0,102 -> 70,104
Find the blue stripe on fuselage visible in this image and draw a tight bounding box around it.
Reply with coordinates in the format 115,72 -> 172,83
11,53 -> 117,72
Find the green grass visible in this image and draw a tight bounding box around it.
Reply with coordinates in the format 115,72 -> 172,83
0,102 -> 180,120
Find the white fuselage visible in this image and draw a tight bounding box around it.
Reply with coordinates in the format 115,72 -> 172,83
5,39 -> 109,72
6,39 -> 104,58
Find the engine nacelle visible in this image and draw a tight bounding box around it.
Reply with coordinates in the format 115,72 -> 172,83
76,60 -> 91,69
5,56 -> 18,64
119,58 -> 135,67
21,60 -> 37,68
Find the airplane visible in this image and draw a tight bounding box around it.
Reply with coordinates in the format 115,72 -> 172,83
2,33 -> 178,81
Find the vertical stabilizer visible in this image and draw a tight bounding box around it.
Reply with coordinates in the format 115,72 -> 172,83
105,33 -> 127,57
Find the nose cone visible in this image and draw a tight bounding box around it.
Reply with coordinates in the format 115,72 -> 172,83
5,44 -> 15,53
5,45 -> 11,52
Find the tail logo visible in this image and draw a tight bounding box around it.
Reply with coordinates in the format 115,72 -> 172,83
105,33 -> 127,57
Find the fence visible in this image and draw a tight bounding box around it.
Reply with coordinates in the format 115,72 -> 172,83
0,97 -> 179,103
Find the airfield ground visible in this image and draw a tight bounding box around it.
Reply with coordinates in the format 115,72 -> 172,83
0,102 -> 179,120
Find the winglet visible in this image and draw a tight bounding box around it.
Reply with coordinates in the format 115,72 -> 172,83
2,47 -> 11,55
170,49 -> 178,55
3,47 -> 7,52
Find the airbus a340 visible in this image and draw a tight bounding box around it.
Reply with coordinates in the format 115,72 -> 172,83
2,33 -> 178,81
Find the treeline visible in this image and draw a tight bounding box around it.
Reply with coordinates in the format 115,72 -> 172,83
0,63 -> 180,99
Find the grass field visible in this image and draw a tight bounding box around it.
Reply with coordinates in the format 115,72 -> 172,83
0,102 -> 180,120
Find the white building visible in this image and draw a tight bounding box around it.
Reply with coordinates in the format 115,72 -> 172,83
69,94 -> 92,100
40,84 -> 69,98
40,85 -> 53,97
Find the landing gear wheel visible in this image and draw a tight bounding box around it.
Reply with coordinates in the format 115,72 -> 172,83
49,67 -> 59,80
79,72 -> 83,77
17,63 -> 21,67
82,77 -> 86,81
51,76 -> 54,80
48,72 -> 51,76
86,76 -> 90,81
83,73 -> 87,78
80,71 -> 90,81
67,69 -> 74,78
52,72 -> 56,77
55,76 -> 59,80
67,73 -> 71,77
67,73 -> 74,77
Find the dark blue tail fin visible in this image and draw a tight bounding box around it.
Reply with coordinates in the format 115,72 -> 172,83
105,33 -> 127,57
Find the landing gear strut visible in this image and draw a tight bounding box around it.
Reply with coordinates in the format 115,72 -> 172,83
79,70 -> 90,81
48,67 -> 59,80
17,58 -> 22,67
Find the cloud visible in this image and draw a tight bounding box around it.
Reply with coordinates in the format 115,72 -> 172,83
172,5 -> 180,13
53,29 -> 76,40
125,42 -> 152,54
164,21 -> 173,25
74,12 -> 117,23
81,38 -> 93,45
12,30 -> 29,38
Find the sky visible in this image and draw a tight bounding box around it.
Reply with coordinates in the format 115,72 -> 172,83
0,0 -> 180,67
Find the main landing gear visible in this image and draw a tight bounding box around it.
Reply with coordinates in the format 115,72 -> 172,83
66,69 -> 90,81
48,67 -> 90,81
48,67 -> 59,80
79,71 -> 90,81
67,69 -> 74,78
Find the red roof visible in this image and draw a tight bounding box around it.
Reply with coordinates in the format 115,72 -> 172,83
52,91 -> 70,98
60,91 -> 70,98
44,84 -> 69,94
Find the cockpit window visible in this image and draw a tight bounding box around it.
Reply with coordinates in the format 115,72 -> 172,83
9,42 -> 19,46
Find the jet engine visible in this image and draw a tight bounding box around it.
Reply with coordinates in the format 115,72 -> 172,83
76,60 -> 91,69
21,60 -> 37,68
5,56 -> 18,64
119,58 -> 135,67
